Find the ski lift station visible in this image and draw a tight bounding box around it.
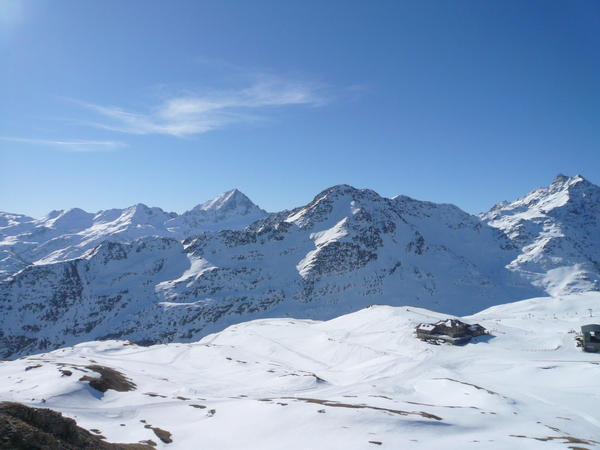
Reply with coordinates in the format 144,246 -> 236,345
579,324 -> 600,353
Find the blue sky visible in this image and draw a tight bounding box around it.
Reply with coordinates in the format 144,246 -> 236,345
1,0 -> 599,218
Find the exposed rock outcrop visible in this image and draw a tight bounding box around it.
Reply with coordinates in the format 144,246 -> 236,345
0,402 -> 152,450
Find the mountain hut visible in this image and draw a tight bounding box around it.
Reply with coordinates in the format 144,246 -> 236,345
415,319 -> 487,345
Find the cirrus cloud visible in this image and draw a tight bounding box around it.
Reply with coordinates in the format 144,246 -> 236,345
77,76 -> 330,137
1,137 -> 127,152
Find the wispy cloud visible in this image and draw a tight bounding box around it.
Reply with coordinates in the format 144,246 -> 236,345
2,137 -> 127,152
77,76 -> 330,137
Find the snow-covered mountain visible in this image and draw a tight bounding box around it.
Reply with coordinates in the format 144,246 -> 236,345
166,188 -> 269,234
0,189 -> 267,279
2,293 -> 599,449
480,174 -> 600,296
1,175 -> 599,359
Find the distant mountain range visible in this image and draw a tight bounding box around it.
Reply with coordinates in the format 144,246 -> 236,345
1,174 -> 599,358
0,189 -> 267,280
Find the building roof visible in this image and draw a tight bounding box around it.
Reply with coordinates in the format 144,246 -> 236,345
437,319 -> 466,328
582,324 -> 600,333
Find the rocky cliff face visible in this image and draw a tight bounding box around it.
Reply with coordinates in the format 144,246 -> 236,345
1,176 -> 599,359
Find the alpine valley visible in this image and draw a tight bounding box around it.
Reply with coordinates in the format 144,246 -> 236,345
1,174 -> 600,449
1,174 -> 599,359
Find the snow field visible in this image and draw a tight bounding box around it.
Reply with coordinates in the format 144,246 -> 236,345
2,293 -> 599,448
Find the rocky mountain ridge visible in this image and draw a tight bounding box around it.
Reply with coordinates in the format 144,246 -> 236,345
1,175 -> 599,358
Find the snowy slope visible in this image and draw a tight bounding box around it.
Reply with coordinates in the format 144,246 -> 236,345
1,293 -> 599,449
0,189 -> 268,279
480,174 -> 600,296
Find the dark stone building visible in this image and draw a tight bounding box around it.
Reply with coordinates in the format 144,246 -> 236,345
415,318 -> 487,345
577,324 -> 600,353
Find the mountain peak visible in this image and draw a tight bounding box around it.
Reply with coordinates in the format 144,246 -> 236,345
42,208 -> 94,231
194,189 -> 254,213
313,184 -> 384,204
122,203 -> 154,218
549,173 -> 588,191
281,184 -> 393,231
552,173 -> 571,184
485,174 -> 598,215
174,189 -> 268,230
537,174 -> 597,212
